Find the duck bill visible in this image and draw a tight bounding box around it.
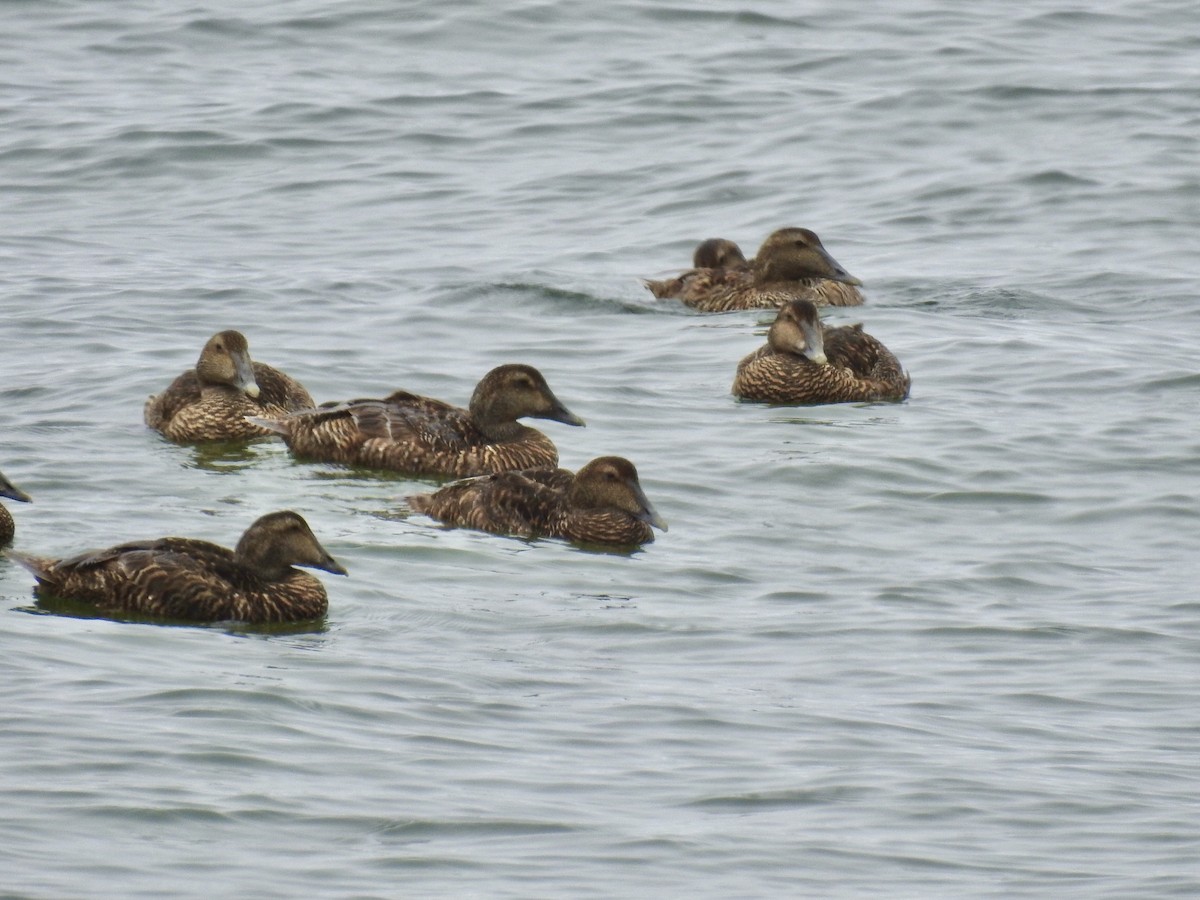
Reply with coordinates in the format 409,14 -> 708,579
817,247 -> 862,286
801,320 -> 828,366
0,480 -> 31,503
313,552 -> 349,577
542,395 -> 586,427
233,350 -> 261,399
632,484 -> 668,532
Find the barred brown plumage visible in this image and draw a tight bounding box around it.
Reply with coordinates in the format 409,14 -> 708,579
732,300 -> 910,405
144,330 -> 315,443
409,456 -> 667,546
7,511 -> 346,624
249,364 -> 585,478
0,469 -> 31,546
645,227 -> 865,311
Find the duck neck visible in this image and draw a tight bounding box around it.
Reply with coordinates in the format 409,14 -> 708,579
234,540 -> 292,582
475,416 -> 528,442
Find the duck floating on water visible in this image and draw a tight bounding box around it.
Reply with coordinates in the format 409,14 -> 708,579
8,511 -> 346,624
0,470 -> 31,546
732,300 -> 910,404
144,330 -> 315,443
644,237 -> 751,304
646,228 -> 864,311
249,364 -> 585,478
409,456 -> 667,546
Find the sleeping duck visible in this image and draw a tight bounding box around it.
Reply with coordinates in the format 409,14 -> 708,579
144,330 -> 315,443
409,456 -> 667,546
0,470 -> 31,546
8,510 -> 346,624
732,299 -> 910,404
644,237 -> 750,302
647,227 -> 864,311
249,364 -> 585,478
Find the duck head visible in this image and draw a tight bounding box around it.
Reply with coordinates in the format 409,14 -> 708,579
196,330 -> 260,398
769,300 -> 828,365
753,227 -> 861,286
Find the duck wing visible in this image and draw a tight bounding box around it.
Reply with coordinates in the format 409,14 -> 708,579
410,467 -> 571,536
251,362 -> 314,411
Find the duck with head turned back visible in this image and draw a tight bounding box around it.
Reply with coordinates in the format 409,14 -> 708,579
732,299 -> 910,404
643,237 -> 750,302
8,511 -> 346,624
249,364 -> 585,478
0,470 -> 31,546
144,330 -> 315,443
649,227 -> 864,312
409,456 -> 667,546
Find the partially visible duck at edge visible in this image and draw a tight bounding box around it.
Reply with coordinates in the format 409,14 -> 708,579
0,470 -> 31,546
732,299 -> 910,404
409,455 -> 668,546
249,363 -> 585,478
647,227 -> 865,312
144,330 -> 315,443
7,510 -> 346,624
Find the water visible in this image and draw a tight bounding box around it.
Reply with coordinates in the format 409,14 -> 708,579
2,1 -> 1199,896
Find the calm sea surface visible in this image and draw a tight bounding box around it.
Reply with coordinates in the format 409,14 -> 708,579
3,1 -> 1199,897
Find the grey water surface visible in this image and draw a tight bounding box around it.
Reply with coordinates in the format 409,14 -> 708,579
2,1 -> 1199,897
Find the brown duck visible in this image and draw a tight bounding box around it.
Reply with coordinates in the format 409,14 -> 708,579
644,237 -> 750,303
409,456 -> 667,546
8,511 -> 346,624
0,470 -> 31,546
249,364 -> 585,478
144,330 -> 315,443
646,228 -> 864,311
732,299 -> 910,404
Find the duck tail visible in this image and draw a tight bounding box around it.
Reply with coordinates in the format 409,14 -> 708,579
4,550 -> 55,580
406,493 -> 434,514
245,415 -> 290,435
641,278 -> 670,299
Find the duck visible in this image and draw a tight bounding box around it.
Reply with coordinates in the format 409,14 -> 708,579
732,299 -> 910,404
643,237 -> 750,302
409,456 -> 667,546
144,330 -> 316,443
0,470 -> 31,546
249,364 -> 585,478
647,227 -> 865,311
8,511 -> 346,624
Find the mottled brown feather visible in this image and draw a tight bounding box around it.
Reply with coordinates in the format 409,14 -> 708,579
647,227 -> 865,311
409,456 -> 666,546
145,331 -> 315,443
253,364 -> 585,478
733,301 -> 910,404
9,511 -> 346,624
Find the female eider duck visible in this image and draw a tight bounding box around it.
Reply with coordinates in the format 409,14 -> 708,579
144,330 -> 315,443
644,238 -> 750,302
0,470 -> 31,546
9,511 -> 346,624
409,456 -> 667,546
647,228 -> 864,311
732,300 -> 910,404
249,364 -> 585,478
